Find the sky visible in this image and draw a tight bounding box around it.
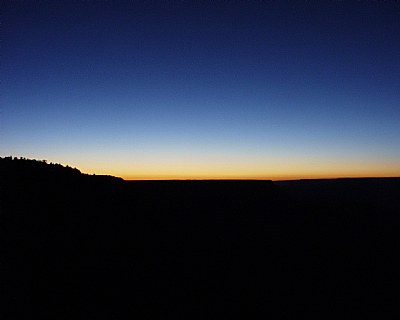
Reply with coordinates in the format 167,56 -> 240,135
2,1 -> 400,180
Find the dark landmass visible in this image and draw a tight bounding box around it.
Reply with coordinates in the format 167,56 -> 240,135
1,157 -> 399,318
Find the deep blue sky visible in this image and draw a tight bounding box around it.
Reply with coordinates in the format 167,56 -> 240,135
2,1 -> 400,179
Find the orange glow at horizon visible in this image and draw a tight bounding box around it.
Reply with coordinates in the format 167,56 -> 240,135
9,151 -> 399,181
74,160 -> 400,181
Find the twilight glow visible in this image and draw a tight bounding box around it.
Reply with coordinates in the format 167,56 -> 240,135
2,2 -> 400,180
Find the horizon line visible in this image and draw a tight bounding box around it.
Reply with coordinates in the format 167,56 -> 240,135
123,176 -> 400,182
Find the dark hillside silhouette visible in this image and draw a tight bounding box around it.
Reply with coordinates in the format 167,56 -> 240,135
1,157 -> 399,319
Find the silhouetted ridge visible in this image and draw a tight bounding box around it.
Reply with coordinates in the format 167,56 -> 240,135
2,157 -> 400,318
1,156 -> 80,178
0,156 -> 123,182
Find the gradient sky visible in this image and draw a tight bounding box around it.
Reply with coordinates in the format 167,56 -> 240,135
2,1 -> 400,179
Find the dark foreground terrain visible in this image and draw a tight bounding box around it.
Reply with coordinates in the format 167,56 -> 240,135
1,157 -> 400,318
